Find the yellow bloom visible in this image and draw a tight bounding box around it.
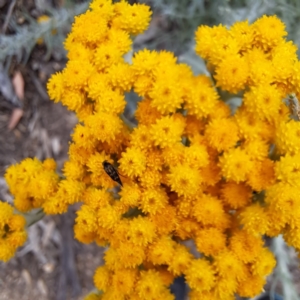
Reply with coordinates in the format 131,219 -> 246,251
265,183 -> 300,229
167,163 -> 201,197
230,20 -> 254,52
107,62 -> 134,92
147,236 -> 175,265
0,240 -> 15,262
0,202 -> 14,228
89,0 -> 114,20
63,160 -> 85,180
118,147 -> 147,178
221,181 -> 252,209
247,158 -> 275,191
193,194 -> 227,228
150,115 -> 185,148
57,179 -> 85,204
7,231 -> 27,248
115,241 -> 145,268
185,82 -> 219,119
138,167 -> 162,188
229,229 -> 263,263
275,153 -> 300,187
76,204 -> 98,233
85,112 -> 123,143
42,193 -> 69,215
149,66 -> 184,114
94,43 -> 122,71
195,24 -> 229,61
111,268 -> 137,295
243,84 -> 282,120
129,125 -> 154,150
72,124 -> 96,149
214,250 -> 247,280
107,28 -> 132,54
74,224 -> 96,244
239,203 -> 269,235
185,258 -> 216,292
8,215 -> 26,231
131,49 -> 159,77
135,98 -> 162,125
272,41 -> 297,85
251,247 -> 276,277
284,226 -> 300,249
253,15 -> 287,50
135,269 -> 172,300
97,205 -> 120,229
205,118 -> 239,152
112,2 -> 152,35
236,269 -> 265,298
246,48 -> 274,85
195,227 -> 226,256
94,265 -> 111,292
119,183 -> 141,207
183,143 -> 209,169
72,10 -> 108,45
276,119 -> 300,155
162,143 -> 185,166
219,147 -> 253,182
127,216 -> 156,246
235,107 -> 274,142
139,188 -> 168,214
149,205 -> 177,235
47,72 -> 64,102
94,89 -> 126,115
168,243 -> 193,276
214,275 -> 237,300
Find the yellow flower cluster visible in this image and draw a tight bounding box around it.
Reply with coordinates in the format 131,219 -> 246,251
4,1 -> 300,299
0,201 -> 27,262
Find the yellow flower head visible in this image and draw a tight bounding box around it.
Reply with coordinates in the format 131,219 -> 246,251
205,118 -> 239,152
214,250 -> 246,280
219,147 -> 253,182
167,163 -> 202,197
275,153 -> 300,187
221,181 -> 252,209
243,84 -> 282,121
185,258 -> 216,292
147,236 -> 175,265
276,119 -> 300,155
230,20 -> 255,52
0,202 -> 14,228
119,147 -> 147,178
127,216 -> 156,246
150,115 -> 185,148
214,54 -> 249,93
168,243 -> 193,276
253,15 -> 287,50
135,269 -> 172,299
239,203 -> 269,235
195,227 -> 226,256
195,24 -> 229,61
229,229 -> 263,263
139,188 -> 168,214
47,72 -> 64,102
135,97 -> 162,125
185,82 -> 219,119
85,112 -> 123,143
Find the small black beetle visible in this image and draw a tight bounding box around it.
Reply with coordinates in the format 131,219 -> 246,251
102,161 -> 123,186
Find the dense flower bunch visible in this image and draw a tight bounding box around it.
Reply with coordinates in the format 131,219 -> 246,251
0,201 -> 27,261
4,0 -> 300,299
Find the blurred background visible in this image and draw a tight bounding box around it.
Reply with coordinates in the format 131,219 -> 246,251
1,0 -> 300,299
